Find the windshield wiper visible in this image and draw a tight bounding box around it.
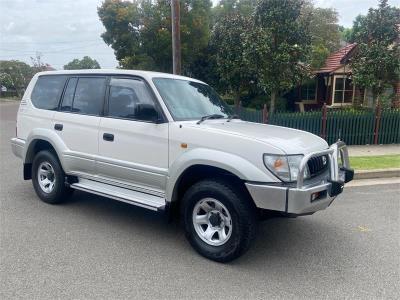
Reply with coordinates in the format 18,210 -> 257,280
227,114 -> 240,122
197,114 -> 225,124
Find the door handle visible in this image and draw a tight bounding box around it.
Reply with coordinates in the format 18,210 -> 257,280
103,133 -> 114,142
54,124 -> 63,131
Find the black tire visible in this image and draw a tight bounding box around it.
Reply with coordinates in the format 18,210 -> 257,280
182,179 -> 258,262
31,150 -> 73,204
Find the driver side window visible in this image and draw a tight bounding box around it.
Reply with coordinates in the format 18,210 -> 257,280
107,77 -> 160,122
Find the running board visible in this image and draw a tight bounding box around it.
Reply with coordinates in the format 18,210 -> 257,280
70,178 -> 166,211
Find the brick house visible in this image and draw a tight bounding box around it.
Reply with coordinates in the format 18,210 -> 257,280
294,43 -> 400,111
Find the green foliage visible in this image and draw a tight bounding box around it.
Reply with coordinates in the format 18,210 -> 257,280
97,0 -> 399,112
210,13 -> 256,106
64,56 -> 101,70
244,0 -> 312,112
211,0 -> 256,23
0,60 -> 34,97
98,0 -> 212,75
310,44 -> 330,69
350,0 -> 400,104
304,4 -> 341,69
339,26 -> 353,43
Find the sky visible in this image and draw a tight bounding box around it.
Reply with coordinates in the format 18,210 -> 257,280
0,0 -> 399,70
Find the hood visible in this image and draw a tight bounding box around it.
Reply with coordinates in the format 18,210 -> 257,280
187,120 -> 329,154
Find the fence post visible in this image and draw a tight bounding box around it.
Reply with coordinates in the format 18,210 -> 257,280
373,101 -> 382,145
321,103 -> 327,140
262,104 -> 269,124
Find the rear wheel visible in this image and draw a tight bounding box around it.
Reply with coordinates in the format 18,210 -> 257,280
182,179 -> 258,262
32,150 -> 73,204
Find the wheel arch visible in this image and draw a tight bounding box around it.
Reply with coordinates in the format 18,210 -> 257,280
166,148 -> 276,204
170,164 -> 245,204
23,131 -> 67,180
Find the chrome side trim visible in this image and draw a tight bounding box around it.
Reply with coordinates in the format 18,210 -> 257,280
95,155 -> 168,176
71,178 -> 166,211
68,172 -> 165,198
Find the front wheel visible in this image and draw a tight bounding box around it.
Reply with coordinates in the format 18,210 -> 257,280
182,179 -> 258,262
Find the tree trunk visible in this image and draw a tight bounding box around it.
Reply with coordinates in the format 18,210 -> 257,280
15,87 -> 21,99
270,91 -> 276,113
372,89 -> 378,107
234,91 -> 240,110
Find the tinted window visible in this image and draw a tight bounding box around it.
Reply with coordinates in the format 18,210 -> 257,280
72,77 -> 106,115
108,78 -> 159,122
31,75 -> 67,110
60,77 -> 77,111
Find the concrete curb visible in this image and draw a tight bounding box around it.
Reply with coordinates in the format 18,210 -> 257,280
354,168 -> 400,180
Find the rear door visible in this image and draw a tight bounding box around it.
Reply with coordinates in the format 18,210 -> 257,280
53,76 -> 107,176
97,76 -> 168,195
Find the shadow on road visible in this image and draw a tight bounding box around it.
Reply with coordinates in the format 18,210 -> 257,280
60,190 -> 351,269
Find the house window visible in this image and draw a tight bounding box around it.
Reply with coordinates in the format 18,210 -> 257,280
333,75 -> 354,105
300,78 -> 317,102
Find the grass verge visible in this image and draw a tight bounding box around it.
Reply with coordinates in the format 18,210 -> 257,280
0,97 -> 20,102
350,155 -> 400,170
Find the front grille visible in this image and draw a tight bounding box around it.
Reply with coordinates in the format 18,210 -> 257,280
307,155 -> 329,177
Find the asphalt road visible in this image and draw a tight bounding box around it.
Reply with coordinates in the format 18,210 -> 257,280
1,101 -> 399,299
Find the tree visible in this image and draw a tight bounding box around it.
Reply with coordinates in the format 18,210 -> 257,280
211,13 -> 256,107
339,26 -> 353,43
30,52 -> 47,72
350,0 -> 400,104
64,56 -> 101,70
211,0 -> 256,24
0,60 -> 34,97
245,0 -> 311,112
302,3 -> 341,69
98,0 -> 212,76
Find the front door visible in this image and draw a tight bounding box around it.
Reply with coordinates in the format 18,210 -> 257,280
97,77 -> 168,195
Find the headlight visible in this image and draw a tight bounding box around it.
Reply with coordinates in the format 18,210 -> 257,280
263,154 -> 310,182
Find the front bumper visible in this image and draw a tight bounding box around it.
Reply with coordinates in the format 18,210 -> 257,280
246,141 -> 354,215
11,138 -> 25,159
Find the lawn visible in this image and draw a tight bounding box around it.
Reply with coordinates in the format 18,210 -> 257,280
349,155 -> 400,170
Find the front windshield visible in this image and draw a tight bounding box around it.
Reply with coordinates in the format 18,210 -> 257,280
153,78 -> 233,121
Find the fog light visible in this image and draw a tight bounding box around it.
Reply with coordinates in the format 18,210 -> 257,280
311,192 -> 320,201
311,190 -> 327,202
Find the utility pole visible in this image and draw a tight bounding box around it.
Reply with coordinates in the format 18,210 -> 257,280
171,0 -> 181,75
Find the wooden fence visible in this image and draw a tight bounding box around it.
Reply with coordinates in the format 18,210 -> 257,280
232,103 -> 400,145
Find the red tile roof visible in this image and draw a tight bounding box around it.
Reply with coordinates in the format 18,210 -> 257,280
316,43 -> 357,74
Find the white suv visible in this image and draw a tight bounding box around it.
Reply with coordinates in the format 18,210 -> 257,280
11,70 -> 353,262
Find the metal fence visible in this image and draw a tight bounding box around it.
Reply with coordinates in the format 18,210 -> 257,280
232,105 -> 400,145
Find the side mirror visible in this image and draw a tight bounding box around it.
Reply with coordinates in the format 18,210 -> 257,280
135,103 -> 164,123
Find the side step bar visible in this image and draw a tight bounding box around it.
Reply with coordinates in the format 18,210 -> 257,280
70,179 -> 166,211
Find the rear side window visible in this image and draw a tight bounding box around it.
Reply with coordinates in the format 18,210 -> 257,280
60,77 -> 106,115
31,75 -> 67,110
